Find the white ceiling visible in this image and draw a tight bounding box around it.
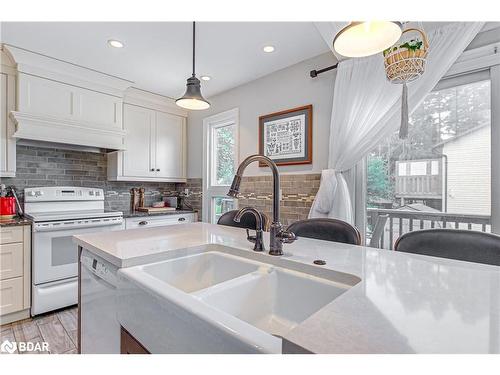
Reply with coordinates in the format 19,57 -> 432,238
0,22 -> 331,98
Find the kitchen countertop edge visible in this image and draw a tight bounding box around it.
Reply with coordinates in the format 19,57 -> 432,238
0,216 -> 32,227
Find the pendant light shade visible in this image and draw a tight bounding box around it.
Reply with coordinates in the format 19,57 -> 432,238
333,21 -> 402,58
176,22 -> 210,110
176,75 -> 210,110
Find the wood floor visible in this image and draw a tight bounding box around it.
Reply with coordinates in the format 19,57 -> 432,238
0,306 -> 78,354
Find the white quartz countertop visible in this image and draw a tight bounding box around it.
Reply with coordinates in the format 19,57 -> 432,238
74,222 -> 500,354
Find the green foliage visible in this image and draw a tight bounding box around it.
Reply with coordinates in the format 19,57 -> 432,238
383,38 -> 423,56
215,126 -> 236,185
367,80 -> 491,207
400,39 -> 423,51
367,157 -> 392,204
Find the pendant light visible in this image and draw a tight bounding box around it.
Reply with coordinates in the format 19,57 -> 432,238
176,22 -> 210,110
333,21 -> 402,58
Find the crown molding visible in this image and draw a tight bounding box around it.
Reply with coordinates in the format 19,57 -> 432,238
124,87 -> 188,117
4,44 -> 133,97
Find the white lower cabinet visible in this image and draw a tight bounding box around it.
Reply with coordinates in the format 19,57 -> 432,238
108,103 -> 187,182
0,277 -> 24,316
125,213 -> 196,229
0,225 -> 31,324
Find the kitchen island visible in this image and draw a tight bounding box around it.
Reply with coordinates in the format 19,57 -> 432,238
74,222 -> 500,354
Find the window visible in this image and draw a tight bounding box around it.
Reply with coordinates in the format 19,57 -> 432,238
366,76 -> 493,249
431,160 -> 439,175
409,161 -> 427,176
211,123 -> 237,186
203,109 -> 239,223
213,197 -> 236,223
398,162 -> 407,176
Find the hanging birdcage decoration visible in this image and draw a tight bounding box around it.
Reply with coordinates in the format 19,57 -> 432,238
383,27 -> 429,139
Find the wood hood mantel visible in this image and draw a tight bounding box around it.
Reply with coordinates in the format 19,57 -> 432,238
4,44 -> 133,150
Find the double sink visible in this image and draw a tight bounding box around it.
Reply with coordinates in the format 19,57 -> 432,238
117,246 -> 361,353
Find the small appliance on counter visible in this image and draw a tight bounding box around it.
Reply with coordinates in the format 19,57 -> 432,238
165,196 -> 180,209
0,184 -> 23,219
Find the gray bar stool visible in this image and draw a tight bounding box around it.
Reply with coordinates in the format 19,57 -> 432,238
394,229 -> 500,266
286,218 -> 362,245
217,209 -> 271,231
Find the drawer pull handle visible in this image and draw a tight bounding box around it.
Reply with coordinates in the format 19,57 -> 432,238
156,169 -> 160,172
139,221 -> 148,226
178,217 -> 186,222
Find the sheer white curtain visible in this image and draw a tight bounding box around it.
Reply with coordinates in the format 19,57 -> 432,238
309,22 -> 485,223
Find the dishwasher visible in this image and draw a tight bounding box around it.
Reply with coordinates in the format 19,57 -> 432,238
80,249 -> 120,354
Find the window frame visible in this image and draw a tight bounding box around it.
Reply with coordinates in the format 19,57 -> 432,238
209,120 -> 238,187
202,108 -> 240,223
359,44 -> 500,238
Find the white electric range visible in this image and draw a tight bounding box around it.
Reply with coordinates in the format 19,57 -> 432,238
24,186 -> 124,315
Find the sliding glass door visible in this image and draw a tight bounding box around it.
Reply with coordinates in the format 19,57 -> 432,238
365,69 -> 497,249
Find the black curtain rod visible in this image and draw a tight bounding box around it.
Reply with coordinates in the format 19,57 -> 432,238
310,63 -> 338,78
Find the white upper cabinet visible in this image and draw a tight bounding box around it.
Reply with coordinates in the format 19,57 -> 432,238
108,90 -> 187,182
122,104 -> 155,178
155,111 -> 186,179
0,46 -> 16,177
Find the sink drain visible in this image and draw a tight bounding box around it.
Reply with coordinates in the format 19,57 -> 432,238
313,259 -> 326,265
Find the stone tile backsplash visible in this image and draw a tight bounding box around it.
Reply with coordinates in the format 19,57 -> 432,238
176,178 -> 202,219
237,174 -> 320,226
2,145 -> 320,225
2,145 -> 181,212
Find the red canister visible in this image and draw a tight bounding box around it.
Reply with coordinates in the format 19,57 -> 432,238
0,197 -> 16,219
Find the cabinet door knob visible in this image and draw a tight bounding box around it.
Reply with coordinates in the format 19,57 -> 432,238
178,217 -> 186,222
150,168 -> 155,172
156,169 -> 160,172
138,221 -> 148,226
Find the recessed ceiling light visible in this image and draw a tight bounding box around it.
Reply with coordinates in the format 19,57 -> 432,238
108,39 -> 124,48
200,75 -> 211,81
263,45 -> 275,53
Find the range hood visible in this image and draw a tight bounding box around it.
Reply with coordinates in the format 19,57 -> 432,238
5,44 -> 132,151
10,111 -> 127,151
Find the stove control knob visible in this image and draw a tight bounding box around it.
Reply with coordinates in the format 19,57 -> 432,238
95,191 -> 101,196
89,191 -> 95,196
27,191 -> 36,197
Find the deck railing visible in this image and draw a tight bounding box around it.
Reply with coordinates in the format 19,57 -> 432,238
366,208 -> 491,249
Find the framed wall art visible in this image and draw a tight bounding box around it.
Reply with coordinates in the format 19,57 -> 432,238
258,104 -> 312,166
